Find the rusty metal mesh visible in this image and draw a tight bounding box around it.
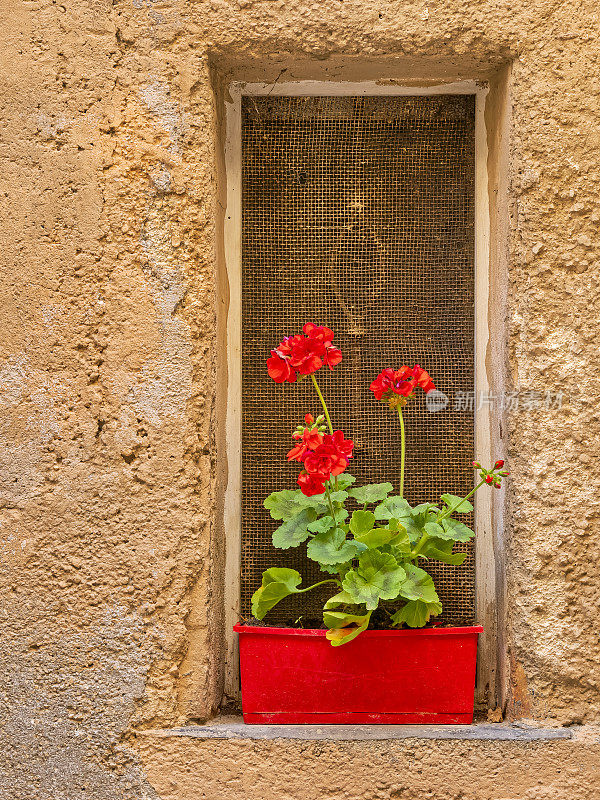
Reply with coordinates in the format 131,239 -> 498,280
240,95 -> 475,626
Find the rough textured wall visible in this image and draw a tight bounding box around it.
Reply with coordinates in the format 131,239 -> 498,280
1,0 -> 600,797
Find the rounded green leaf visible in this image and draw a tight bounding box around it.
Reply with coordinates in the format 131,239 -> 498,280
419,536 -> 467,565
342,550 -> 406,610
264,489 -> 328,520
399,563 -> 439,603
349,510 -> 376,536
307,509 -> 349,534
440,518 -> 475,542
324,590 -> 356,609
251,568 -> 302,619
263,490 -> 305,521
441,494 -> 473,513
272,507 -> 317,549
373,496 -> 411,521
424,521 -> 445,538
319,561 -> 353,576
348,483 -> 394,505
335,474 -> 356,490
391,599 -> 442,628
307,527 -> 361,565
328,490 -> 349,504
354,523 -> 409,550
373,497 -> 423,542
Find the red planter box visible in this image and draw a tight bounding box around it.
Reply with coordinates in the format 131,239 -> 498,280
234,624 -> 483,724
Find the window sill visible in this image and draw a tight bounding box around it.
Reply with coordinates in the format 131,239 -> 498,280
141,716 -> 574,742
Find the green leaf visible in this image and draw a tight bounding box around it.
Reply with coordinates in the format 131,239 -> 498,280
411,502 -> 439,517
335,474 -> 356,490
419,537 -> 467,565
307,527 -> 362,565
319,561 -> 353,576
373,495 -> 412,521
441,494 -> 473,514
424,521 -> 445,538
272,507 -> 317,549
323,609 -> 369,630
323,591 -> 371,646
263,489 -> 306,521
391,599 -> 442,628
328,490 -> 349,504
354,523 -> 409,551
251,568 -> 302,619
440,518 -> 475,543
342,550 -> 406,610
349,510 -> 376,537
373,497 -> 423,543
299,494 -> 333,513
399,563 -> 439,603
348,482 -> 394,505
389,526 -> 412,552
324,590 -> 357,609
307,509 -> 349,533
264,489 -> 328,520
326,613 -> 372,646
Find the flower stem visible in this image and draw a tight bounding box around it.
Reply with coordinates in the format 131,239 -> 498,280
397,406 -> 406,498
297,579 -> 340,594
310,373 -> 334,435
325,484 -> 337,521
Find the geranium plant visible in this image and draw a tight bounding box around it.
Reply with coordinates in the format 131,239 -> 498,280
253,323 -> 508,646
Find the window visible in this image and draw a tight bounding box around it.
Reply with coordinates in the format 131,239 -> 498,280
224,82 -> 493,697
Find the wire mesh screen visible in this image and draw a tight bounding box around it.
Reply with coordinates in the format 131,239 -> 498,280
240,95 -> 475,626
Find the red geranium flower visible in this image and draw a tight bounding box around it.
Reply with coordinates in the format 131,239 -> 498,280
267,324 -> 342,382
370,364 -> 436,405
330,430 -> 354,460
287,427 -> 324,462
297,470 -> 329,496
289,337 -> 325,375
267,351 -> 297,384
369,367 -> 396,401
323,345 -> 342,370
413,364 -> 436,394
303,323 -> 334,346
370,367 -> 415,400
303,432 -> 354,477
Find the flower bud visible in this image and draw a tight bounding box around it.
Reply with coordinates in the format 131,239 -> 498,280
316,415 -> 325,423
494,459 -> 505,469
305,413 -> 314,425
485,474 -> 493,485
499,470 -> 509,477
494,481 -> 501,488
472,460 -> 481,468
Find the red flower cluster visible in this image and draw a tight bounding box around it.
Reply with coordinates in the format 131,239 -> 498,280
474,459 -> 509,489
288,428 -> 354,496
267,323 -> 342,384
370,364 -> 436,407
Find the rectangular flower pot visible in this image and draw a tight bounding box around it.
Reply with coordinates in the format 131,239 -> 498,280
234,623 -> 483,724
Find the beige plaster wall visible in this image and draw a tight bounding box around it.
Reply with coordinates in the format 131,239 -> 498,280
1,0 -> 599,797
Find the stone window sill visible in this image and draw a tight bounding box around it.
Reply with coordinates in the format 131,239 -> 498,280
142,716 -> 574,742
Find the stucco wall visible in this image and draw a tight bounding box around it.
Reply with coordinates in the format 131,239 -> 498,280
1,0 -> 599,797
